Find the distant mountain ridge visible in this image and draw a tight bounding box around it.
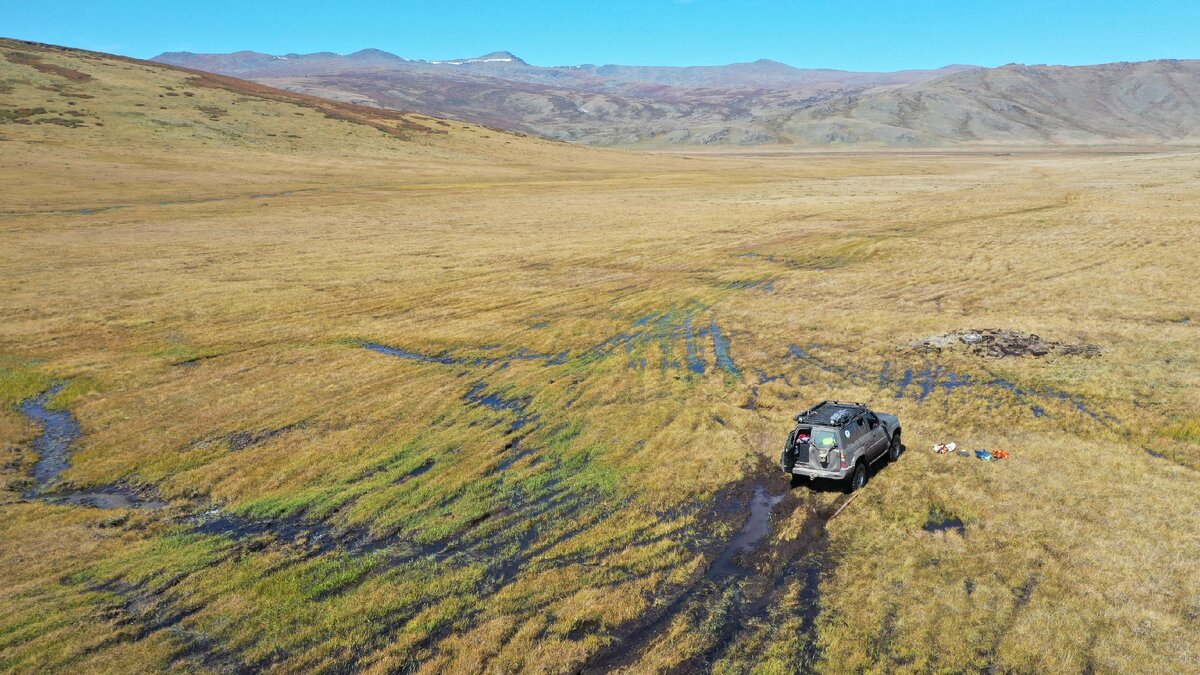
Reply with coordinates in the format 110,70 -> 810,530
153,49 -> 1200,147
777,59 -> 1200,146
154,48 -> 970,84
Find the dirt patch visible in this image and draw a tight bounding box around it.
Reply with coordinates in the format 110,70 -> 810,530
182,71 -> 444,139
912,329 -> 1100,359
48,486 -> 166,510
4,50 -> 93,82
199,422 -> 306,452
196,105 -> 228,120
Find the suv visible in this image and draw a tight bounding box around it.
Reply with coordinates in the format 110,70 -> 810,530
780,401 -> 902,492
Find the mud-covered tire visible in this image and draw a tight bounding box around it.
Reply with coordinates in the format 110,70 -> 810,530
846,461 -> 867,493
888,432 -> 902,462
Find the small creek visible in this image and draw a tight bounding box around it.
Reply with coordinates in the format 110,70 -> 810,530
17,385 -> 163,509
17,384 -> 79,494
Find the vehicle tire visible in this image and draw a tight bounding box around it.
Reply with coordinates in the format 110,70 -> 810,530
789,474 -> 806,488
888,432 -> 902,462
845,461 -> 867,493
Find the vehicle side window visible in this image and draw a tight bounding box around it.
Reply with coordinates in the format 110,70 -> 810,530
865,412 -> 879,429
845,418 -> 865,443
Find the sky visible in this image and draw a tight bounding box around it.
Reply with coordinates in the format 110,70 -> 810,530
3,1 -> 1199,71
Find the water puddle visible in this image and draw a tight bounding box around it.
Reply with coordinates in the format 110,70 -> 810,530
684,318 -> 706,374
464,382 -> 538,433
789,344 -> 1112,422
590,309 -> 740,376
709,320 -> 740,376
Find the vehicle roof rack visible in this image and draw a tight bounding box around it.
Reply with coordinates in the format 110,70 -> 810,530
793,400 -> 867,426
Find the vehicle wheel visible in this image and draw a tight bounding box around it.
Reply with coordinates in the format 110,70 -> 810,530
789,474 -> 806,488
846,462 -> 867,493
888,432 -> 902,462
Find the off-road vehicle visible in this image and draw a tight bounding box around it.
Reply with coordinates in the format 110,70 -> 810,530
780,401 -> 902,492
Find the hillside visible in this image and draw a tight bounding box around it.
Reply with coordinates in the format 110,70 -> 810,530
155,49 -> 1200,147
152,48 -> 971,89
777,59 -> 1200,146
3,38 -> 1200,674
0,38 -> 638,212
153,49 -> 973,145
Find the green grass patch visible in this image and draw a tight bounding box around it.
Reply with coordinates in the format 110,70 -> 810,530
1163,419 -> 1200,445
0,356 -> 50,405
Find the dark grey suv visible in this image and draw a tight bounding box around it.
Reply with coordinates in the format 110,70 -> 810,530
780,401 -> 902,492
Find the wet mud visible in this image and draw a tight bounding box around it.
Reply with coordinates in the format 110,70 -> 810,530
719,278 -> 776,292
742,370 -> 792,411
361,340 -> 566,369
362,308 -> 739,377
191,421 -> 305,452
48,487 -> 166,510
188,509 -> 380,556
90,578 -> 250,673
1,188 -> 325,220
361,341 -> 463,365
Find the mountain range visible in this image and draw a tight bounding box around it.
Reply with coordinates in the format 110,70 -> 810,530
153,49 -> 1200,147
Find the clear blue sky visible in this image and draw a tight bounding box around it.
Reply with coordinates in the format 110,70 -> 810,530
4,1 -> 1199,70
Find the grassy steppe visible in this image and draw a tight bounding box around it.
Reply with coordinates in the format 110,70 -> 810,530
2,39 -> 1199,673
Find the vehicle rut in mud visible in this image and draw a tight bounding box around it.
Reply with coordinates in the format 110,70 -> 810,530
583,473 -> 849,673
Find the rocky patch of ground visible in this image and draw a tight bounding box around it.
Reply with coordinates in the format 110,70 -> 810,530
911,329 -> 1101,359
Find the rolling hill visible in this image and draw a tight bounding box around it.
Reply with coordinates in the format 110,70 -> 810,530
0,38 -> 636,214
776,59 -> 1200,145
154,48 -> 1200,147
153,49 -> 974,145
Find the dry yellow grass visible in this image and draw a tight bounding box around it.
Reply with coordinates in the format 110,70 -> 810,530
2,39 -> 1199,673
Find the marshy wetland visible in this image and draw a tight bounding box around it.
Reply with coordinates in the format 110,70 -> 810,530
2,39 -> 1199,673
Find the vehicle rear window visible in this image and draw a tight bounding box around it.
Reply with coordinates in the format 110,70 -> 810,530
811,429 -> 838,450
